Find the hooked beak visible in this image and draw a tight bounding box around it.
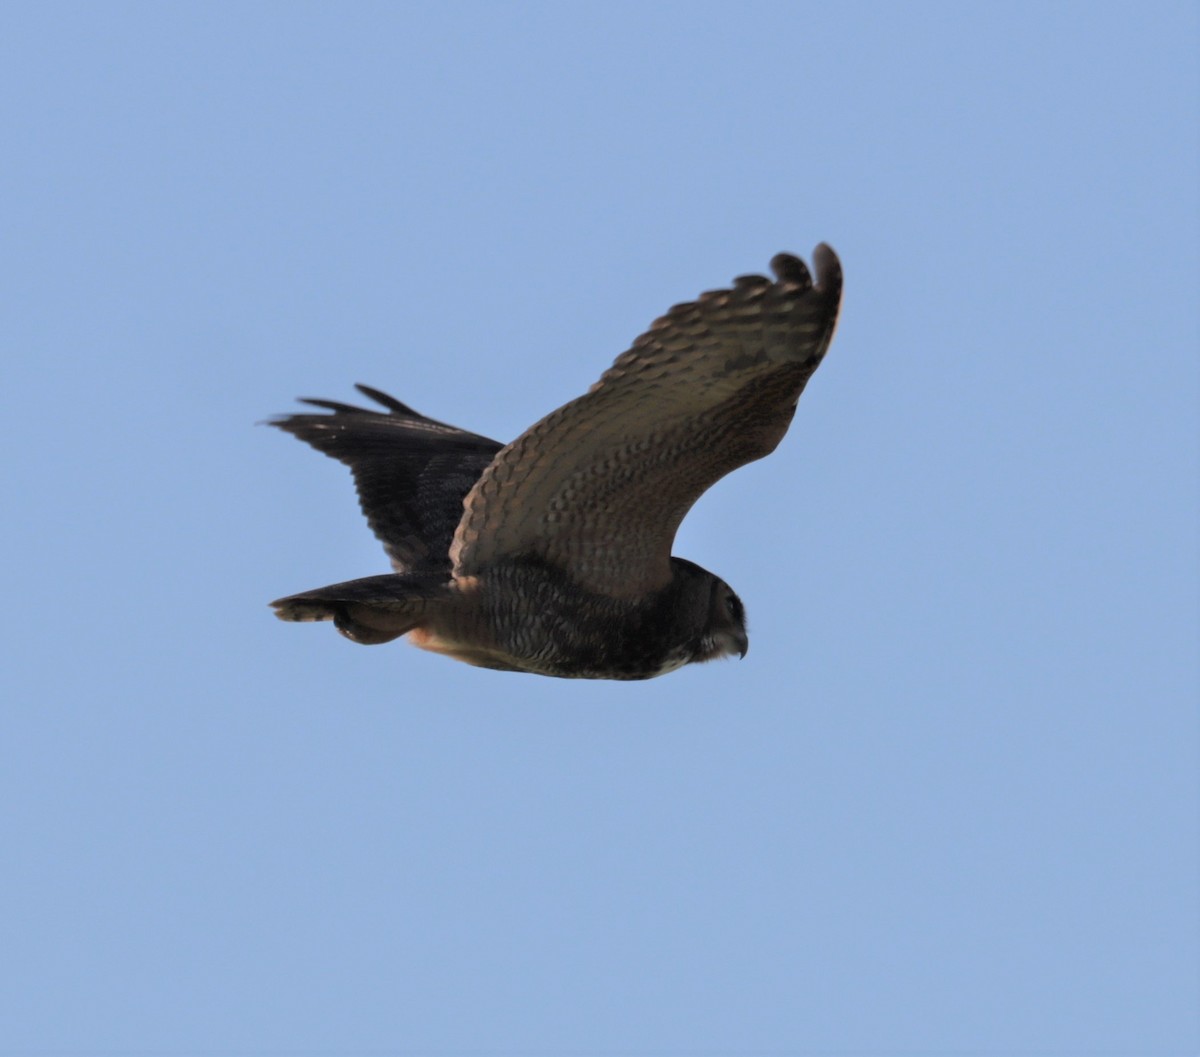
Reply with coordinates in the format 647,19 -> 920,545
728,629 -> 749,660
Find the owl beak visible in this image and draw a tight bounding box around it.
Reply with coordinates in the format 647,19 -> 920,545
731,630 -> 749,659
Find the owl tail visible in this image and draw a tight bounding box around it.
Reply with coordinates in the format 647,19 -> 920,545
270,572 -> 450,645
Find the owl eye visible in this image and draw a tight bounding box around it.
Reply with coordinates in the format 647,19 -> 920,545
725,591 -> 745,626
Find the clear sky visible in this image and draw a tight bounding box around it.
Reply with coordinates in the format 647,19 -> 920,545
2,3 -> 1197,1054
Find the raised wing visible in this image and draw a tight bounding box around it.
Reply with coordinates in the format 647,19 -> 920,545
450,246 -> 843,598
271,384 -> 503,575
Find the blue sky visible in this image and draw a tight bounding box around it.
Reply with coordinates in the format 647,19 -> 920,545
2,2 -> 1197,1054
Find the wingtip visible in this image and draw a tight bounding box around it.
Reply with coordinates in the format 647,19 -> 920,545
354,383 -> 419,415
769,253 -> 812,290
811,243 -> 842,296
768,244 -> 841,299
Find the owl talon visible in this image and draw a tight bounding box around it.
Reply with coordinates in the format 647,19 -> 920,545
333,609 -> 403,645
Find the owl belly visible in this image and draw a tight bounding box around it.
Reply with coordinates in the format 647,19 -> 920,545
403,560 -> 703,680
407,626 -> 527,673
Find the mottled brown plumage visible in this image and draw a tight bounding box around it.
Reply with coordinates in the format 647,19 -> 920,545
270,245 -> 843,679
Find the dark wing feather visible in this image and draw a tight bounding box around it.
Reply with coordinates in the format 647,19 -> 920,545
271,384 -> 504,574
450,245 -> 843,598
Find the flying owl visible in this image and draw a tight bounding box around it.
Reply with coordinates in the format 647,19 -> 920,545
270,245 -> 842,679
